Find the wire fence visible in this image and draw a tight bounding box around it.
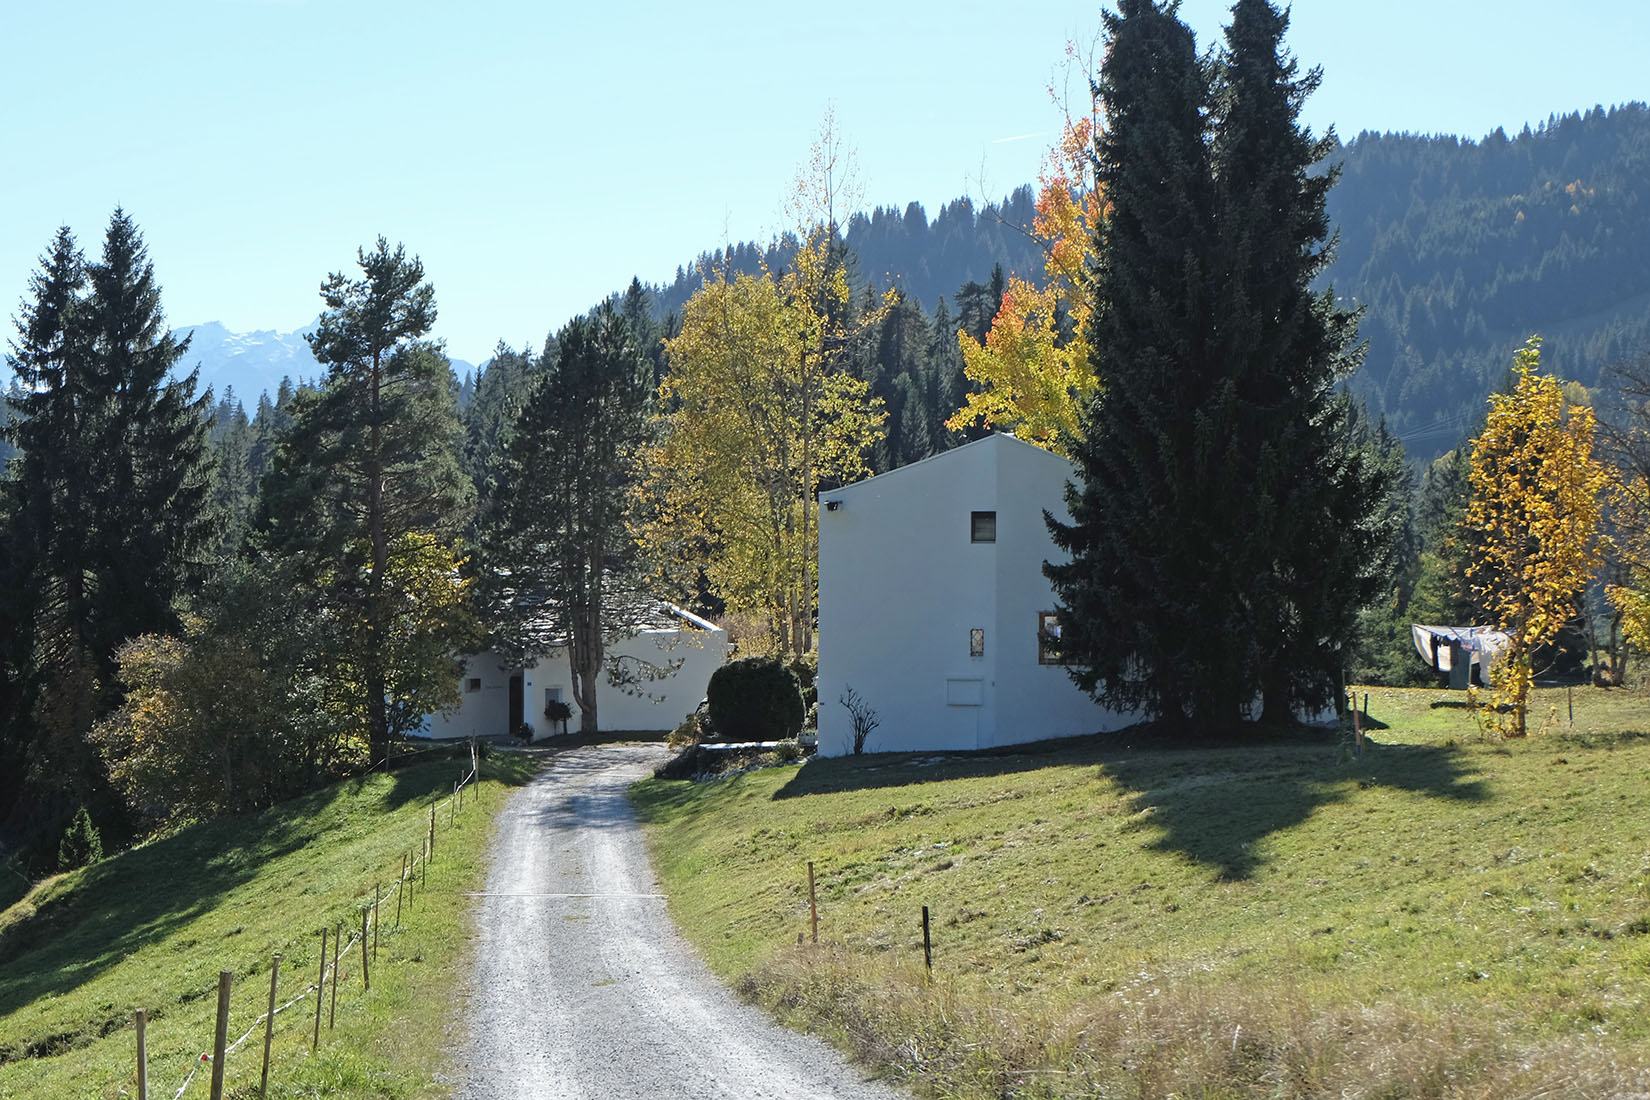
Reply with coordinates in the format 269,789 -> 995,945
130,743 -> 486,1100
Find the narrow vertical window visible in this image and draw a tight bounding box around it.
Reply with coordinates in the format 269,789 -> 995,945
970,628 -> 985,657
970,511 -> 996,542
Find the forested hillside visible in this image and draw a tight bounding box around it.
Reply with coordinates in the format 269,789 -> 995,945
651,188 -> 1044,320
637,103 -> 1650,463
1329,103 -> 1650,457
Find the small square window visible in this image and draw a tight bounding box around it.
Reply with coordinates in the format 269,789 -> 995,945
1038,612 -> 1066,665
970,511 -> 996,542
970,628 -> 985,658
466,677 -> 482,692
544,687 -> 562,707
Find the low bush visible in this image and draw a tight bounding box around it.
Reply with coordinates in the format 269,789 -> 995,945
707,657 -> 804,742
668,713 -> 705,750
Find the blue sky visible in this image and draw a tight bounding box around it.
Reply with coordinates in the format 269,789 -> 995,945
3,0 -> 1647,365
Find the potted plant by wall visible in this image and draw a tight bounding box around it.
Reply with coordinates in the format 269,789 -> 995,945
544,699 -> 574,736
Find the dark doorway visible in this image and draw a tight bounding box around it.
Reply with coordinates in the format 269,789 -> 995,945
508,674 -> 524,735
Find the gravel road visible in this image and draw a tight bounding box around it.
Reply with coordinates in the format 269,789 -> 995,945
454,743 -> 905,1100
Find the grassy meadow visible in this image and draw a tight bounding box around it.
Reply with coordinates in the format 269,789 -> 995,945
633,685 -> 1650,1098
0,748 -> 536,1099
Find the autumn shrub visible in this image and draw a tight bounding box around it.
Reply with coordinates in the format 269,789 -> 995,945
89,565 -> 362,829
707,656 -> 804,742
668,713 -> 705,750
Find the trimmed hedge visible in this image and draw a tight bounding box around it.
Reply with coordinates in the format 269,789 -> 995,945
707,656 -> 805,742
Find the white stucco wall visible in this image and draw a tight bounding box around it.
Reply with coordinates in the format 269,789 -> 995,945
816,434 -> 1128,756
422,622 -> 729,738
426,653 -> 516,740
523,626 -> 730,733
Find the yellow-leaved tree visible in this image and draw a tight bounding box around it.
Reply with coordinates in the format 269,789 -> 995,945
1463,337 -> 1606,736
638,268 -> 883,657
948,79 -> 1104,454
639,115 -> 887,657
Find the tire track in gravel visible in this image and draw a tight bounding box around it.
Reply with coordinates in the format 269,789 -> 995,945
455,743 -> 905,1100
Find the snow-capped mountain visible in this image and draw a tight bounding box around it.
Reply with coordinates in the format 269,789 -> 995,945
170,321 -> 477,406
170,321 -> 323,404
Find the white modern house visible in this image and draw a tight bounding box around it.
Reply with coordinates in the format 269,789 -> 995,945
423,605 -> 730,738
815,433 -> 1130,756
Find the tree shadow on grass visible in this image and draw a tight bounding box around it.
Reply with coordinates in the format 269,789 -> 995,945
0,755 -> 536,1051
770,727 -> 1488,881
1101,737 -> 1488,879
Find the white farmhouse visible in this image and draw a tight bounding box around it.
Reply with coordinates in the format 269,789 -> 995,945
816,433 -> 1129,756
423,605 -> 729,738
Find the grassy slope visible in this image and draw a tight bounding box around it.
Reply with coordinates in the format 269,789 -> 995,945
0,749 -> 536,1100
633,685 -> 1650,1099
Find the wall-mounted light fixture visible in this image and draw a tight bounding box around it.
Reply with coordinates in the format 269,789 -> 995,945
824,499 -> 842,511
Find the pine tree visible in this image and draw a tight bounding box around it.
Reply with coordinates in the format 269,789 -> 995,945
1047,0 -> 1229,729
1049,0 -> 1403,731
1212,0 -> 1403,720
208,391 -> 256,557
260,239 -> 474,764
3,212 -> 212,806
461,341 -> 541,494
619,277 -> 667,386
926,299 -> 966,456
478,304 -> 654,734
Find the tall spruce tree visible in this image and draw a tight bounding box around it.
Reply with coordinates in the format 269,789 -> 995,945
1213,0 -> 1402,720
260,239 -> 473,764
477,304 -> 654,734
1046,0 -> 1229,728
1049,0 -> 1401,731
3,212 -> 212,810
461,340 -> 542,495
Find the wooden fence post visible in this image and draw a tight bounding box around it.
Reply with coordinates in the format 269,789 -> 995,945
313,928 -> 326,1050
260,955 -> 279,1097
808,861 -> 818,944
135,1008 -> 148,1100
329,923 -> 340,1029
428,804 -> 436,864
922,906 -> 932,977
209,970 -> 232,1100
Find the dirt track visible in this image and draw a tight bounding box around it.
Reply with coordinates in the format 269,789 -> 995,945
454,743 -> 904,1099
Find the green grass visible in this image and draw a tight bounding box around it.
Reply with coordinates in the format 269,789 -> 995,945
0,747 -> 537,1099
632,684 -> 1650,1098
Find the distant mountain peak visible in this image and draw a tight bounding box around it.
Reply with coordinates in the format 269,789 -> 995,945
170,320 -> 473,403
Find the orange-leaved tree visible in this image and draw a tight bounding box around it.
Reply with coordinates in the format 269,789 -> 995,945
948,70 -> 1105,455
1463,337 -> 1607,736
